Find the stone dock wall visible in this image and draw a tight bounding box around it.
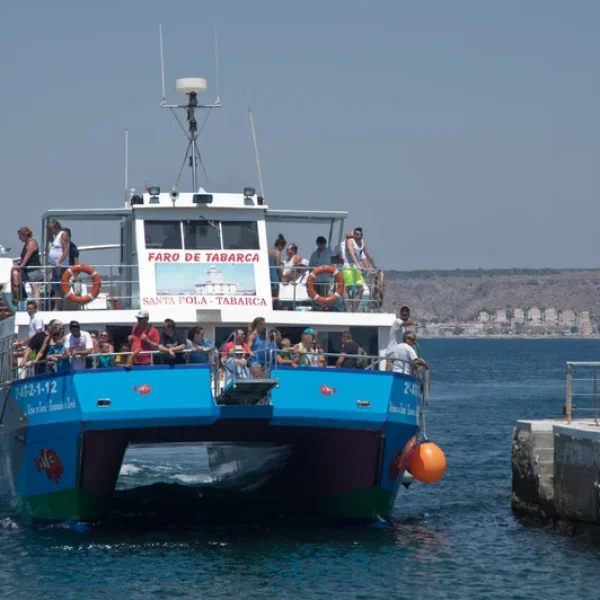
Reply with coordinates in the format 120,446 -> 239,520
512,420 -> 600,524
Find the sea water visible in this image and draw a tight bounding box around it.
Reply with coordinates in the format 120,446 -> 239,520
2,339 -> 600,599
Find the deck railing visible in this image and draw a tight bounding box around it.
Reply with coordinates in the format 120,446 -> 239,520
272,264 -> 385,313
6,264 -> 140,312
5,262 -> 385,314
564,362 -> 600,424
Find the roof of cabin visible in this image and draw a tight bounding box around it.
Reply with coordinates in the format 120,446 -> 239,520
265,209 -> 348,223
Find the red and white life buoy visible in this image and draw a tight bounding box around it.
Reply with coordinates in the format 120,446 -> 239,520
61,264 -> 101,305
306,265 -> 345,306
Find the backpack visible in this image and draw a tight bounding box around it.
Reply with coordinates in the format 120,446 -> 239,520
356,346 -> 369,369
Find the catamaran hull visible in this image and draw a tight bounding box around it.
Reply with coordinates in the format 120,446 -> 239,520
0,363 -> 419,523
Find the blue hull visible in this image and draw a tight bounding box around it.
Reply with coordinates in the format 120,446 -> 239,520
0,364 -> 419,522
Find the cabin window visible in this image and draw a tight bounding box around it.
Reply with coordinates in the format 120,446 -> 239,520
221,221 -> 260,250
144,221 -> 182,249
184,220 -> 222,250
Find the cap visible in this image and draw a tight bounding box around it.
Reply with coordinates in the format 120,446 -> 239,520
303,328 -> 316,335
234,345 -> 245,353
316,236 -> 327,245
135,310 -> 149,319
69,320 -> 80,328
49,319 -> 63,327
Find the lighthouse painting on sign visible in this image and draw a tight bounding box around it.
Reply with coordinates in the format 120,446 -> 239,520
155,263 -> 256,296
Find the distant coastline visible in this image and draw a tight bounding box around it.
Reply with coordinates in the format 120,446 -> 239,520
383,266 -> 600,337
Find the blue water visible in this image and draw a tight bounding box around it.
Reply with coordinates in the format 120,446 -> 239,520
2,339 -> 600,599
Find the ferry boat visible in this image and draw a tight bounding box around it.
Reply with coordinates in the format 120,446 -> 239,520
0,68 -> 443,524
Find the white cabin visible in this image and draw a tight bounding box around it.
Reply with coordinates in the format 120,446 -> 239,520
2,190 -> 397,363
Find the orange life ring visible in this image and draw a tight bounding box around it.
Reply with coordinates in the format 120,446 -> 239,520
60,264 -> 101,305
306,265 -> 344,306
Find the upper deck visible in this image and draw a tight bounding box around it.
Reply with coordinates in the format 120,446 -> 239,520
1,189 -> 394,331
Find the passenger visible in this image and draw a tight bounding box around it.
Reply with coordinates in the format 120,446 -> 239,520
85,331 -> 100,369
266,328 -> 288,366
293,328 -> 321,367
308,236 -> 334,299
247,317 -> 267,377
12,226 -> 43,303
343,227 -> 377,312
279,337 -> 295,366
281,243 -> 303,283
47,219 -> 70,311
158,319 -> 187,365
335,330 -> 362,369
128,310 -> 160,366
95,342 -> 114,368
224,345 -> 250,387
19,321 -> 52,376
268,233 -> 286,297
15,300 -> 44,350
99,330 -> 115,354
115,342 -> 131,367
62,228 -> 80,266
36,320 -> 69,373
64,320 -> 94,371
187,326 -> 214,364
386,306 -> 419,361
391,332 -> 429,375
221,329 -> 249,362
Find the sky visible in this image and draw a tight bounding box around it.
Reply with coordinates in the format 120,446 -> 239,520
1,0 -> 599,270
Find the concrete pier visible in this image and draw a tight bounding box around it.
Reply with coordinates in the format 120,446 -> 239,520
512,419 -> 600,524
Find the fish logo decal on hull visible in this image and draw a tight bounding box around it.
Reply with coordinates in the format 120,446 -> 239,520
34,449 -> 64,484
320,385 -> 336,397
133,384 -> 152,396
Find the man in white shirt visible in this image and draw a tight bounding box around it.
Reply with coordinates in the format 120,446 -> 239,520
16,300 -> 45,349
391,332 -> 429,375
64,320 -> 94,371
386,306 -> 419,357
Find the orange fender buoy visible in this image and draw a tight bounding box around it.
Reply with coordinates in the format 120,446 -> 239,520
408,442 -> 447,484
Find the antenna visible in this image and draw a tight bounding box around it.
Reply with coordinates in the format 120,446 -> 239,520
158,25 -> 221,192
214,21 -> 221,105
124,128 -> 129,200
159,24 -> 166,104
248,106 -> 265,199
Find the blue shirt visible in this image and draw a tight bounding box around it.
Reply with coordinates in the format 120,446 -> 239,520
189,337 -> 213,364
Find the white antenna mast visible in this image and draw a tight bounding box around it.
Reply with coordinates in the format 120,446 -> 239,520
248,106 -> 265,199
158,24 -> 221,191
124,128 -> 129,200
159,24 -> 166,104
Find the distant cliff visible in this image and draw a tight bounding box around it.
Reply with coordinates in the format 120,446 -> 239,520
382,268 -> 600,320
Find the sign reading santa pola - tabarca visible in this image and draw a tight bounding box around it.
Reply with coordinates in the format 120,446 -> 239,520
142,250 -> 266,307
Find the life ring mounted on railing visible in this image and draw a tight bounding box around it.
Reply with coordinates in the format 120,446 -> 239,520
306,265 -> 345,306
61,264 -> 101,305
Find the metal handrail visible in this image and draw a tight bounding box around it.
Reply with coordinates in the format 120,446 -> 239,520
564,361 -> 600,424
272,264 -> 384,312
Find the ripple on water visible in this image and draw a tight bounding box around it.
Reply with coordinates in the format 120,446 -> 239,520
3,340 -> 600,599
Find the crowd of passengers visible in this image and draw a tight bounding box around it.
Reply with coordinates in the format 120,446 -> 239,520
14,302 -> 429,381
8,221 -> 382,314
10,220 -> 80,311
269,227 -> 383,312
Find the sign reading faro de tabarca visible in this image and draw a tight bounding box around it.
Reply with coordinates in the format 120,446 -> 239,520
142,250 -> 267,307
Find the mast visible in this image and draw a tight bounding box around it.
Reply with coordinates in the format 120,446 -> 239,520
158,24 -> 221,192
